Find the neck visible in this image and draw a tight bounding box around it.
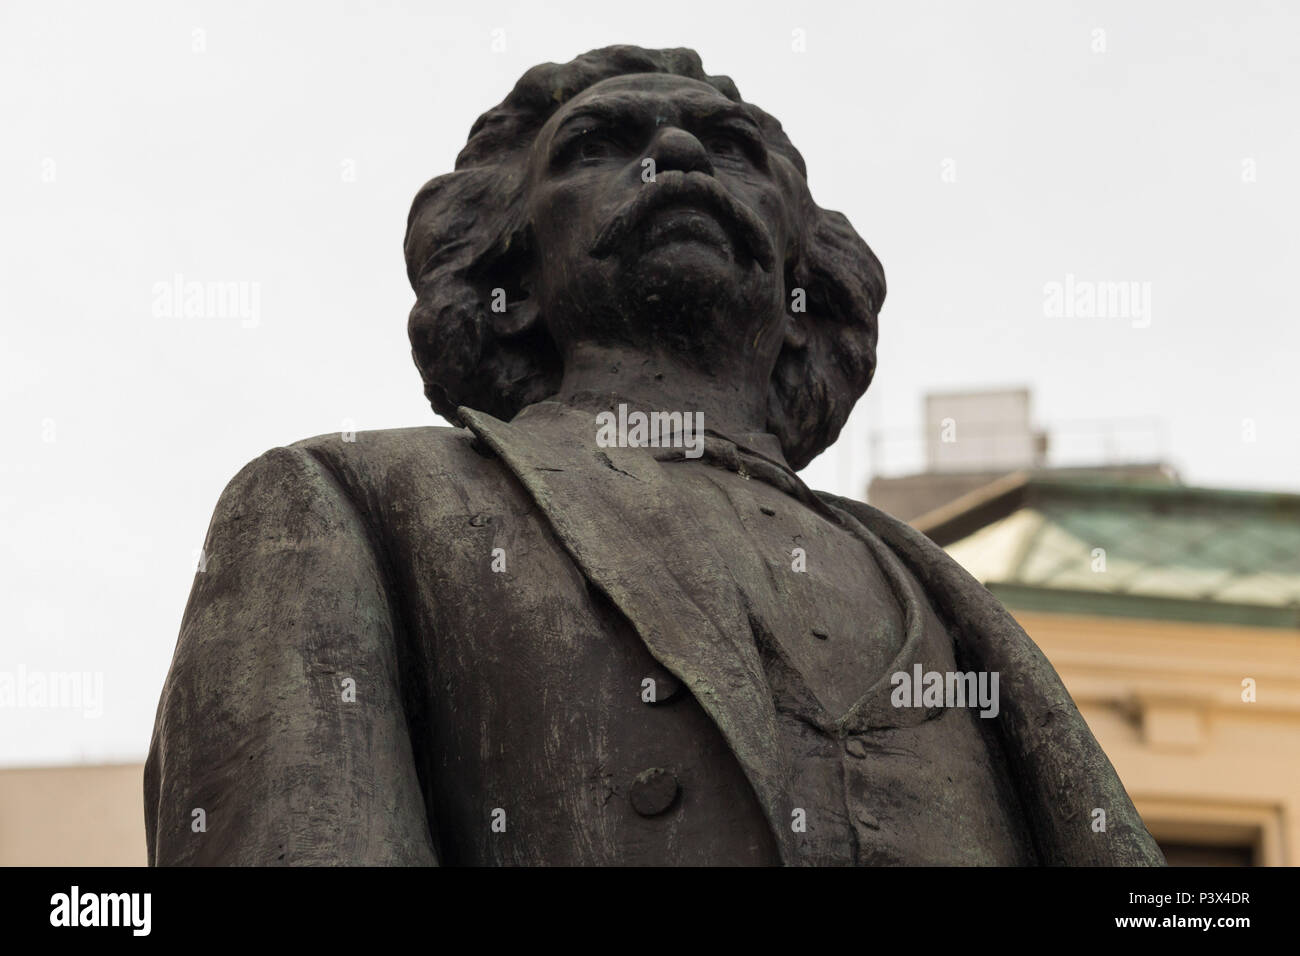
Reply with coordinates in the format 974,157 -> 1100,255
553,342 -> 772,442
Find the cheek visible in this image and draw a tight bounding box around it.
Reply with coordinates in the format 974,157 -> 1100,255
531,183 -> 601,261
756,192 -> 794,251
726,176 -> 794,251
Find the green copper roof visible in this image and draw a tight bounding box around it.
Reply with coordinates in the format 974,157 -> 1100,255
939,478 -> 1300,628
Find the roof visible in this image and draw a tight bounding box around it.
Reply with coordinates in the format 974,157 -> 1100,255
868,463 -> 1176,523
927,476 -> 1300,629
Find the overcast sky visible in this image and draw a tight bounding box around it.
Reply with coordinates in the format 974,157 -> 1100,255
3,0 -> 1298,766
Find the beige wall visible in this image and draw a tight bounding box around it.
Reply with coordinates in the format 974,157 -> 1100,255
1016,610 -> 1300,865
0,763 -> 145,866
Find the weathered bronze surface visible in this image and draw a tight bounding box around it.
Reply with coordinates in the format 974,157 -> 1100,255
145,46 -> 1164,866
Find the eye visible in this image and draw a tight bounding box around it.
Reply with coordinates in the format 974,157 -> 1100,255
577,135 -> 615,162
555,128 -> 621,167
704,129 -> 763,167
705,134 -> 743,157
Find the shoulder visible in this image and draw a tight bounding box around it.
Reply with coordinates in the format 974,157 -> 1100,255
216,425 -> 497,508
814,489 -> 992,599
813,490 -> 935,557
287,424 -> 490,488
197,426 -> 507,552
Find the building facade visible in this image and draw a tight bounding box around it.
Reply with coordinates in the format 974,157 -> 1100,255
920,476 -> 1300,865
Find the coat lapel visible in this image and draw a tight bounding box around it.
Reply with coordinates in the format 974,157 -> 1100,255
460,402 -> 797,859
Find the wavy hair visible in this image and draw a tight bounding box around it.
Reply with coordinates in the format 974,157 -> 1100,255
404,45 -> 885,470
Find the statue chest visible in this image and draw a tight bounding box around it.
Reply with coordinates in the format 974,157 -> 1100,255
659,462 -> 910,718
386,457 -> 1031,865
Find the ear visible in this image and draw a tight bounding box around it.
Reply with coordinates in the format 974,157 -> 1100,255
470,223 -> 543,338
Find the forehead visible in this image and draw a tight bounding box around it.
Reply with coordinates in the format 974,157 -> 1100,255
549,73 -> 743,127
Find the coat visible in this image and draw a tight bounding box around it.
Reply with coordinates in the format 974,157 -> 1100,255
144,401 -> 1164,866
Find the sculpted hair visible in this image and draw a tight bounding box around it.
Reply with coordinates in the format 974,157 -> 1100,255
404,45 -> 885,470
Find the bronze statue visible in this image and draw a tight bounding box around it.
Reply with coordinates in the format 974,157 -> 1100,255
145,46 -> 1164,866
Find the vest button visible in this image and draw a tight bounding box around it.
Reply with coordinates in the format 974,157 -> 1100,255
629,768 -> 680,817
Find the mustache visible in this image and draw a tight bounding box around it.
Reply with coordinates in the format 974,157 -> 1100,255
587,170 -> 776,273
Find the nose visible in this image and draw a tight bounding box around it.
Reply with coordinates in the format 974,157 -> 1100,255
646,127 -> 714,177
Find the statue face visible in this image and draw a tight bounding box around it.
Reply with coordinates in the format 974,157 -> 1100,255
525,73 -> 794,367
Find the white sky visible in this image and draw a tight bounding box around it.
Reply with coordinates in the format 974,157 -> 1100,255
3,0 -> 1298,765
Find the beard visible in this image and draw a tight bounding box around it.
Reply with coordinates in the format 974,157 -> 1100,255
544,238 -> 783,359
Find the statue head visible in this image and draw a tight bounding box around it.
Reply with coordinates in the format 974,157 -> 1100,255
405,45 -> 885,470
